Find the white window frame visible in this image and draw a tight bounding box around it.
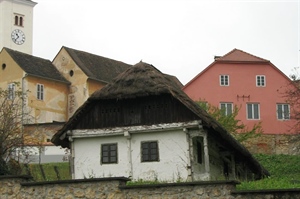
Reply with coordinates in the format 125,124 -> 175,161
277,104 -> 290,120
7,83 -> 15,100
220,102 -> 233,116
37,84 -> 44,100
220,75 -> 229,86
247,103 -> 260,120
256,75 -> 266,87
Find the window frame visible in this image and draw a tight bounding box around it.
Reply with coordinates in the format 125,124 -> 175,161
247,103 -> 260,120
277,104 -> 290,120
220,75 -> 229,86
37,84 -> 44,100
141,141 -> 159,162
7,83 -> 15,100
101,143 -> 118,164
256,75 -> 266,87
220,102 -> 233,116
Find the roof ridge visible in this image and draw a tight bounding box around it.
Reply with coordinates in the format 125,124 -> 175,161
218,48 -> 269,62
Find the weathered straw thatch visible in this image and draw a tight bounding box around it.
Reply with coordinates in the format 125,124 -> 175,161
52,61 -> 269,177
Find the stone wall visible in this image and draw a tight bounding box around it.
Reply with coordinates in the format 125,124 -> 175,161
1,175 -> 300,199
243,134 -> 300,155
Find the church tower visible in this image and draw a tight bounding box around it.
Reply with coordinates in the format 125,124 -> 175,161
0,0 -> 37,54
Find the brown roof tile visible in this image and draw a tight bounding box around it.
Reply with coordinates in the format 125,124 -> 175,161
217,48 -> 269,62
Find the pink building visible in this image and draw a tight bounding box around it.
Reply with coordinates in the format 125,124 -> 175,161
183,49 -> 296,135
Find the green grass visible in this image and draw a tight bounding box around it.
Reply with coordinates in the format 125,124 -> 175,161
22,162 -> 71,181
237,154 -> 300,190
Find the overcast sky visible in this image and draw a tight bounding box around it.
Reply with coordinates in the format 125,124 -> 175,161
32,0 -> 299,85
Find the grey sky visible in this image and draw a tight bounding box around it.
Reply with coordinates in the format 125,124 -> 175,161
32,0 -> 299,84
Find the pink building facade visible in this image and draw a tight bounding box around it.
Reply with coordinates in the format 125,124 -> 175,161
183,49 -> 296,135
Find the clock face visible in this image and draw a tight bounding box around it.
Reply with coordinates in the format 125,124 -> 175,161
11,29 -> 25,45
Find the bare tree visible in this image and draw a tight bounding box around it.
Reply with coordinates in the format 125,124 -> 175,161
0,82 -> 32,175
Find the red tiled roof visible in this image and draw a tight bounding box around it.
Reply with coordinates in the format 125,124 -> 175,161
217,48 -> 269,62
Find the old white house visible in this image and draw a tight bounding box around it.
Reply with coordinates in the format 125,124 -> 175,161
52,62 -> 268,182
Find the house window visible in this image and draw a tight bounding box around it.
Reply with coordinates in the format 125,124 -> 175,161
7,83 -> 15,100
141,141 -> 159,162
37,84 -> 44,100
14,16 -> 18,25
277,104 -> 290,120
220,75 -> 229,86
256,75 -> 265,87
220,102 -> 233,116
247,103 -> 260,119
101,143 -> 118,164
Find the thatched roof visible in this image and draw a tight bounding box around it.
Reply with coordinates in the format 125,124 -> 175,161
52,61 -> 269,177
4,48 -> 69,84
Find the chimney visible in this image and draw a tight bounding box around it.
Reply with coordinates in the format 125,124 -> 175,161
214,56 -> 221,61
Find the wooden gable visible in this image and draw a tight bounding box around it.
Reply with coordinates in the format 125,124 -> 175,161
73,94 -> 199,130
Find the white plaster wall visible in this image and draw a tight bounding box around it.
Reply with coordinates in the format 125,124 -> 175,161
74,136 -> 130,179
73,129 -> 190,182
130,130 -> 190,182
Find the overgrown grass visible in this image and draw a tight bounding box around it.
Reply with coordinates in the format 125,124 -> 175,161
22,162 -> 71,181
237,154 -> 300,190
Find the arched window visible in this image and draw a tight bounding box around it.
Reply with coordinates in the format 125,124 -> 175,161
14,16 -> 18,25
19,17 -> 23,26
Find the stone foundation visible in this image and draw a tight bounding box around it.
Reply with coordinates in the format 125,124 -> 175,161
243,134 -> 300,155
1,176 -> 300,199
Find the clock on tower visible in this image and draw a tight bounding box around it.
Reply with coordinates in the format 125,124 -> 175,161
0,0 -> 37,54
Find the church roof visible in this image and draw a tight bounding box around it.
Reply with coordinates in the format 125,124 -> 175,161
4,48 -> 69,84
62,46 -> 131,83
52,61 -> 269,178
216,48 -> 269,63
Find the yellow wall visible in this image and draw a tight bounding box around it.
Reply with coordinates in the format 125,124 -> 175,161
53,48 -> 90,118
26,76 -> 69,123
0,49 -> 24,87
87,79 -> 106,96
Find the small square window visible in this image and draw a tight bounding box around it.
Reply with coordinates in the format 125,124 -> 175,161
220,102 -> 233,116
247,103 -> 260,120
101,143 -> 118,164
256,75 -> 266,87
141,141 -> 159,162
277,104 -> 290,120
220,75 -> 229,86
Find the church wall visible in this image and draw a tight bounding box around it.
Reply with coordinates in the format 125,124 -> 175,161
87,78 -> 106,96
0,49 -> 24,85
0,0 -> 35,54
26,75 -> 69,123
52,48 -> 89,118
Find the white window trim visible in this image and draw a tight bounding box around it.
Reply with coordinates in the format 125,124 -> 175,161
219,75 -> 229,86
256,75 -> 266,87
220,102 -> 233,116
37,84 -> 44,100
246,103 -> 260,120
277,104 -> 290,120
